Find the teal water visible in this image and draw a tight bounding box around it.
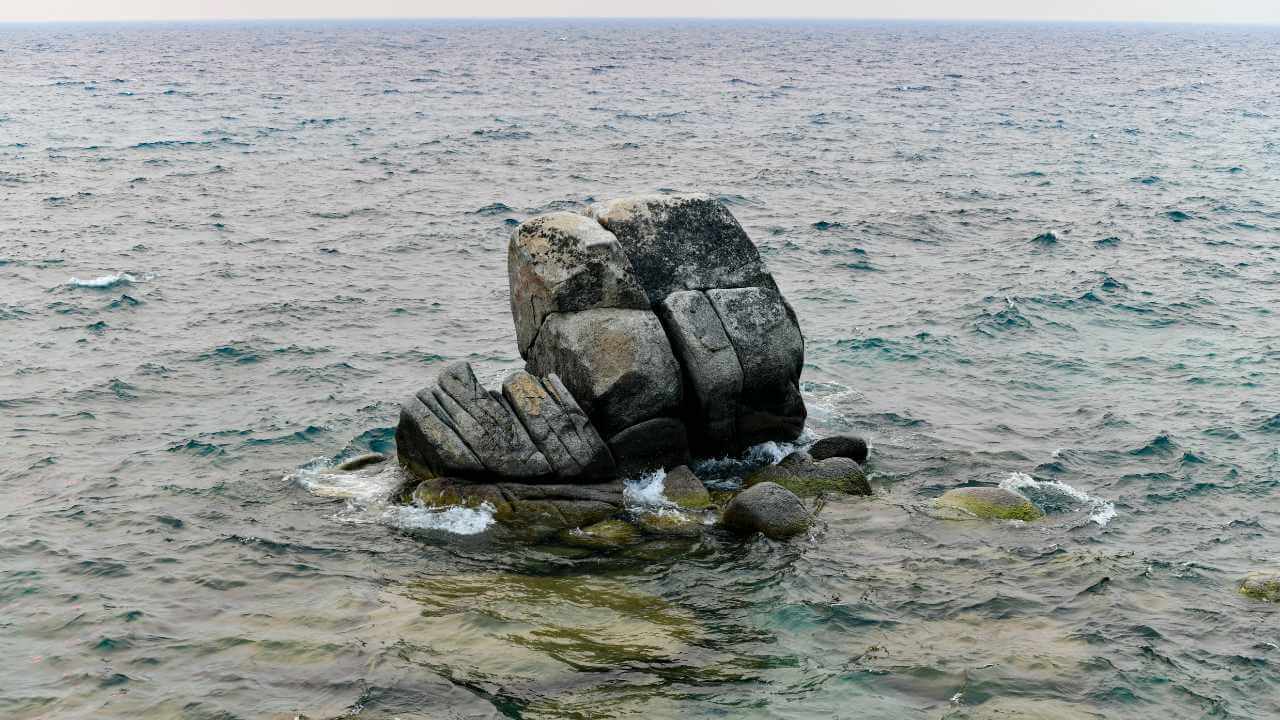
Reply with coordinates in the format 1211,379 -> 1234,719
1,19 -> 1278,719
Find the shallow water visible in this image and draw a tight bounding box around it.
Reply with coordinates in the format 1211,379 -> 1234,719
2,19 -> 1279,719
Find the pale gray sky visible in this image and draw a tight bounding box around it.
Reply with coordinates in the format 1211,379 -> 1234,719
4,0 -> 1278,24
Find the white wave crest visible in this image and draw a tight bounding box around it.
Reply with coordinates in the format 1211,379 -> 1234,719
290,456 -> 402,504
383,502 -> 496,535
1000,471 -> 1116,526
624,469 -> 674,508
68,272 -> 137,288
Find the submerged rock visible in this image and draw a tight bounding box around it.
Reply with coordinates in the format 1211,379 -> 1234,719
411,477 -> 624,535
1240,572 -> 1280,602
559,518 -> 640,549
745,456 -> 870,497
807,434 -> 869,464
936,486 -> 1043,521
722,482 -> 810,540
632,509 -> 705,537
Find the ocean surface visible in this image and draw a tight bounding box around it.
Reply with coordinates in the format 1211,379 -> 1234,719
1,18 -> 1278,719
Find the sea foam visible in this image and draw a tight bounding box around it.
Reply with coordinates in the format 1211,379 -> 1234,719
1000,471 -> 1117,526
68,272 -> 137,288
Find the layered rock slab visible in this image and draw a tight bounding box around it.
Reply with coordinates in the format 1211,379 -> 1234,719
501,370 -> 614,481
656,290 -> 743,452
507,211 -> 649,358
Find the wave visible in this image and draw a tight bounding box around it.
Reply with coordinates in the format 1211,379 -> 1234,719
1000,471 -> 1116,527
67,273 -> 136,288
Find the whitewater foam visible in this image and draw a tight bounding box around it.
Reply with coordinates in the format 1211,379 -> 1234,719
68,272 -> 137,288
1000,471 -> 1117,526
624,469 -> 674,508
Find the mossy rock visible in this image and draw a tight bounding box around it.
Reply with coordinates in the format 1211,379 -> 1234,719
936,486 -> 1043,521
632,509 -> 705,537
559,519 -> 640,549
662,465 -> 713,509
744,456 -> 870,497
412,478 -> 514,522
1240,572 -> 1280,602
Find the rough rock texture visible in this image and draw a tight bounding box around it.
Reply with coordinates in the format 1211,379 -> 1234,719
661,465 -> 712,509
588,193 -> 776,304
745,456 -> 870,497
936,486 -> 1043,521
501,370 -> 615,480
706,286 -> 806,445
527,308 -> 682,435
412,477 -> 625,533
632,509 -> 705,537
507,212 -> 650,358
656,290 -> 743,452
778,450 -> 814,469
429,362 -> 552,479
808,434 -> 870,465
1240,572 -> 1280,602
396,394 -> 486,479
721,482 -> 811,540
607,417 -> 691,477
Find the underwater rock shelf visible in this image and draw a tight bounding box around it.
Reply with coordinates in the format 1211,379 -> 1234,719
393,193 -> 859,541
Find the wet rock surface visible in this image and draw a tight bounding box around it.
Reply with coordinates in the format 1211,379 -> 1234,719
936,486 -> 1044,521
746,456 -> 870,497
722,482 -> 811,540
808,434 -> 870,464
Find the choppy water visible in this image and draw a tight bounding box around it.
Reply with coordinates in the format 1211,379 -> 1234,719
2,19 -> 1279,719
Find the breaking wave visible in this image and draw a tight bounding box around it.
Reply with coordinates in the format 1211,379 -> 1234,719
1000,471 -> 1117,526
68,272 -> 137,288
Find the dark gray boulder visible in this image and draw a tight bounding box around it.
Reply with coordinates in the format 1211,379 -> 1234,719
656,290 -> 743,452
396,394 -> 486,479
507,212 -> 650,358
722,482 -> 811,540
429,361 -> 552,479
809,434 -> 869,465
661,465 -> 712,509
706,286 -> 806,444
607,417 -> 691,477
501,370 -> 615,480
588,193 -> 777,304
526,308 -> 682,435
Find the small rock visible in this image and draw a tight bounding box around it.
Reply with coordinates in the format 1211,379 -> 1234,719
632,509 -> 704,537
745,456 -> 870,497
661,465 -> 712,509
1240,572 -> 1280,602
559,519 -> 640,549
808,434 -> 869,464
936,486 -> 1043,521
778,450 -> 813,468
335,452 -> 387,472
721,482 -> 810,540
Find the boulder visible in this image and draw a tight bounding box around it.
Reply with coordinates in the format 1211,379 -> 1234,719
527,308 -> 682,435
656,290 -> 743,452
632,509 -> 705,537
935,486 -> 1044,521
607,417 -> 691,477
1240,572 -> 1280,602
745,456 -> 870,497
778,450 -> 813,469
428,361 -> 552,479
588,193 -> 776,304
501,370 -> 614,480
507,212 -> 650,358
721,482 -> 811,540
661,465 -> 712,509
808,434 -> 869,464
706,286 -> 806,444
396,394 -> 486,479
412,477 -> 625,534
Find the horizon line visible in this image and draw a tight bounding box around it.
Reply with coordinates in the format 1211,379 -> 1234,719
2,15 -> 1278,27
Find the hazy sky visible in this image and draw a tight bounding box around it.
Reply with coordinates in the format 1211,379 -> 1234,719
4,0 -> 1279,24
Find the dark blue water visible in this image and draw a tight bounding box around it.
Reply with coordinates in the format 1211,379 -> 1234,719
1,19 -> 1278,719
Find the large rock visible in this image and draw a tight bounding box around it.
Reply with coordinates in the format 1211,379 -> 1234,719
656,290 -> 743,452
501,370 -> 615,481
706,286 -> 806,444
507,212 -> 650,358
1240,572 -> 1280,602
745,456 -> 870,497
589,193 -> 777,304
808,434 -> 869,464
413,477 -> 625,535
935,486 -> 1043,521
607,417 -> 691,477
721,482 -> 811,540
526,308 -> 682,435
396,394 -> 486,479
427,361 -> 552,479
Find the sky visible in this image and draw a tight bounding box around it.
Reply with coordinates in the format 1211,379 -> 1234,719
3,0 -> 1278,24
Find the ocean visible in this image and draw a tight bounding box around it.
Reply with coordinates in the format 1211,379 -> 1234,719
1,18 -> 1278,719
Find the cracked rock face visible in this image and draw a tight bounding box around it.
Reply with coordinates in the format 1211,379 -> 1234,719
501,370 -> 615,481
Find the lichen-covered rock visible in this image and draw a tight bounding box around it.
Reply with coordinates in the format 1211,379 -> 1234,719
721,482 -> 810,540
429,361 -> 552,479
588,193 -> 776,304
632,509 -> 705,537
607,417 -> 691,477
526,308 -> 682,435
656,290 -> 743,452
501,370 -> 614,480
507,212 -> 650,358
412,477 -> 512,520
661,465 -> 712,509
936,486 -> 1044,521
1240,572 -> 1280,602
559,519 -> 640,549
705,286 -> 805,445
396,394 -> 486,479
745,456 -> 870,497
808,434 -> 869,464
